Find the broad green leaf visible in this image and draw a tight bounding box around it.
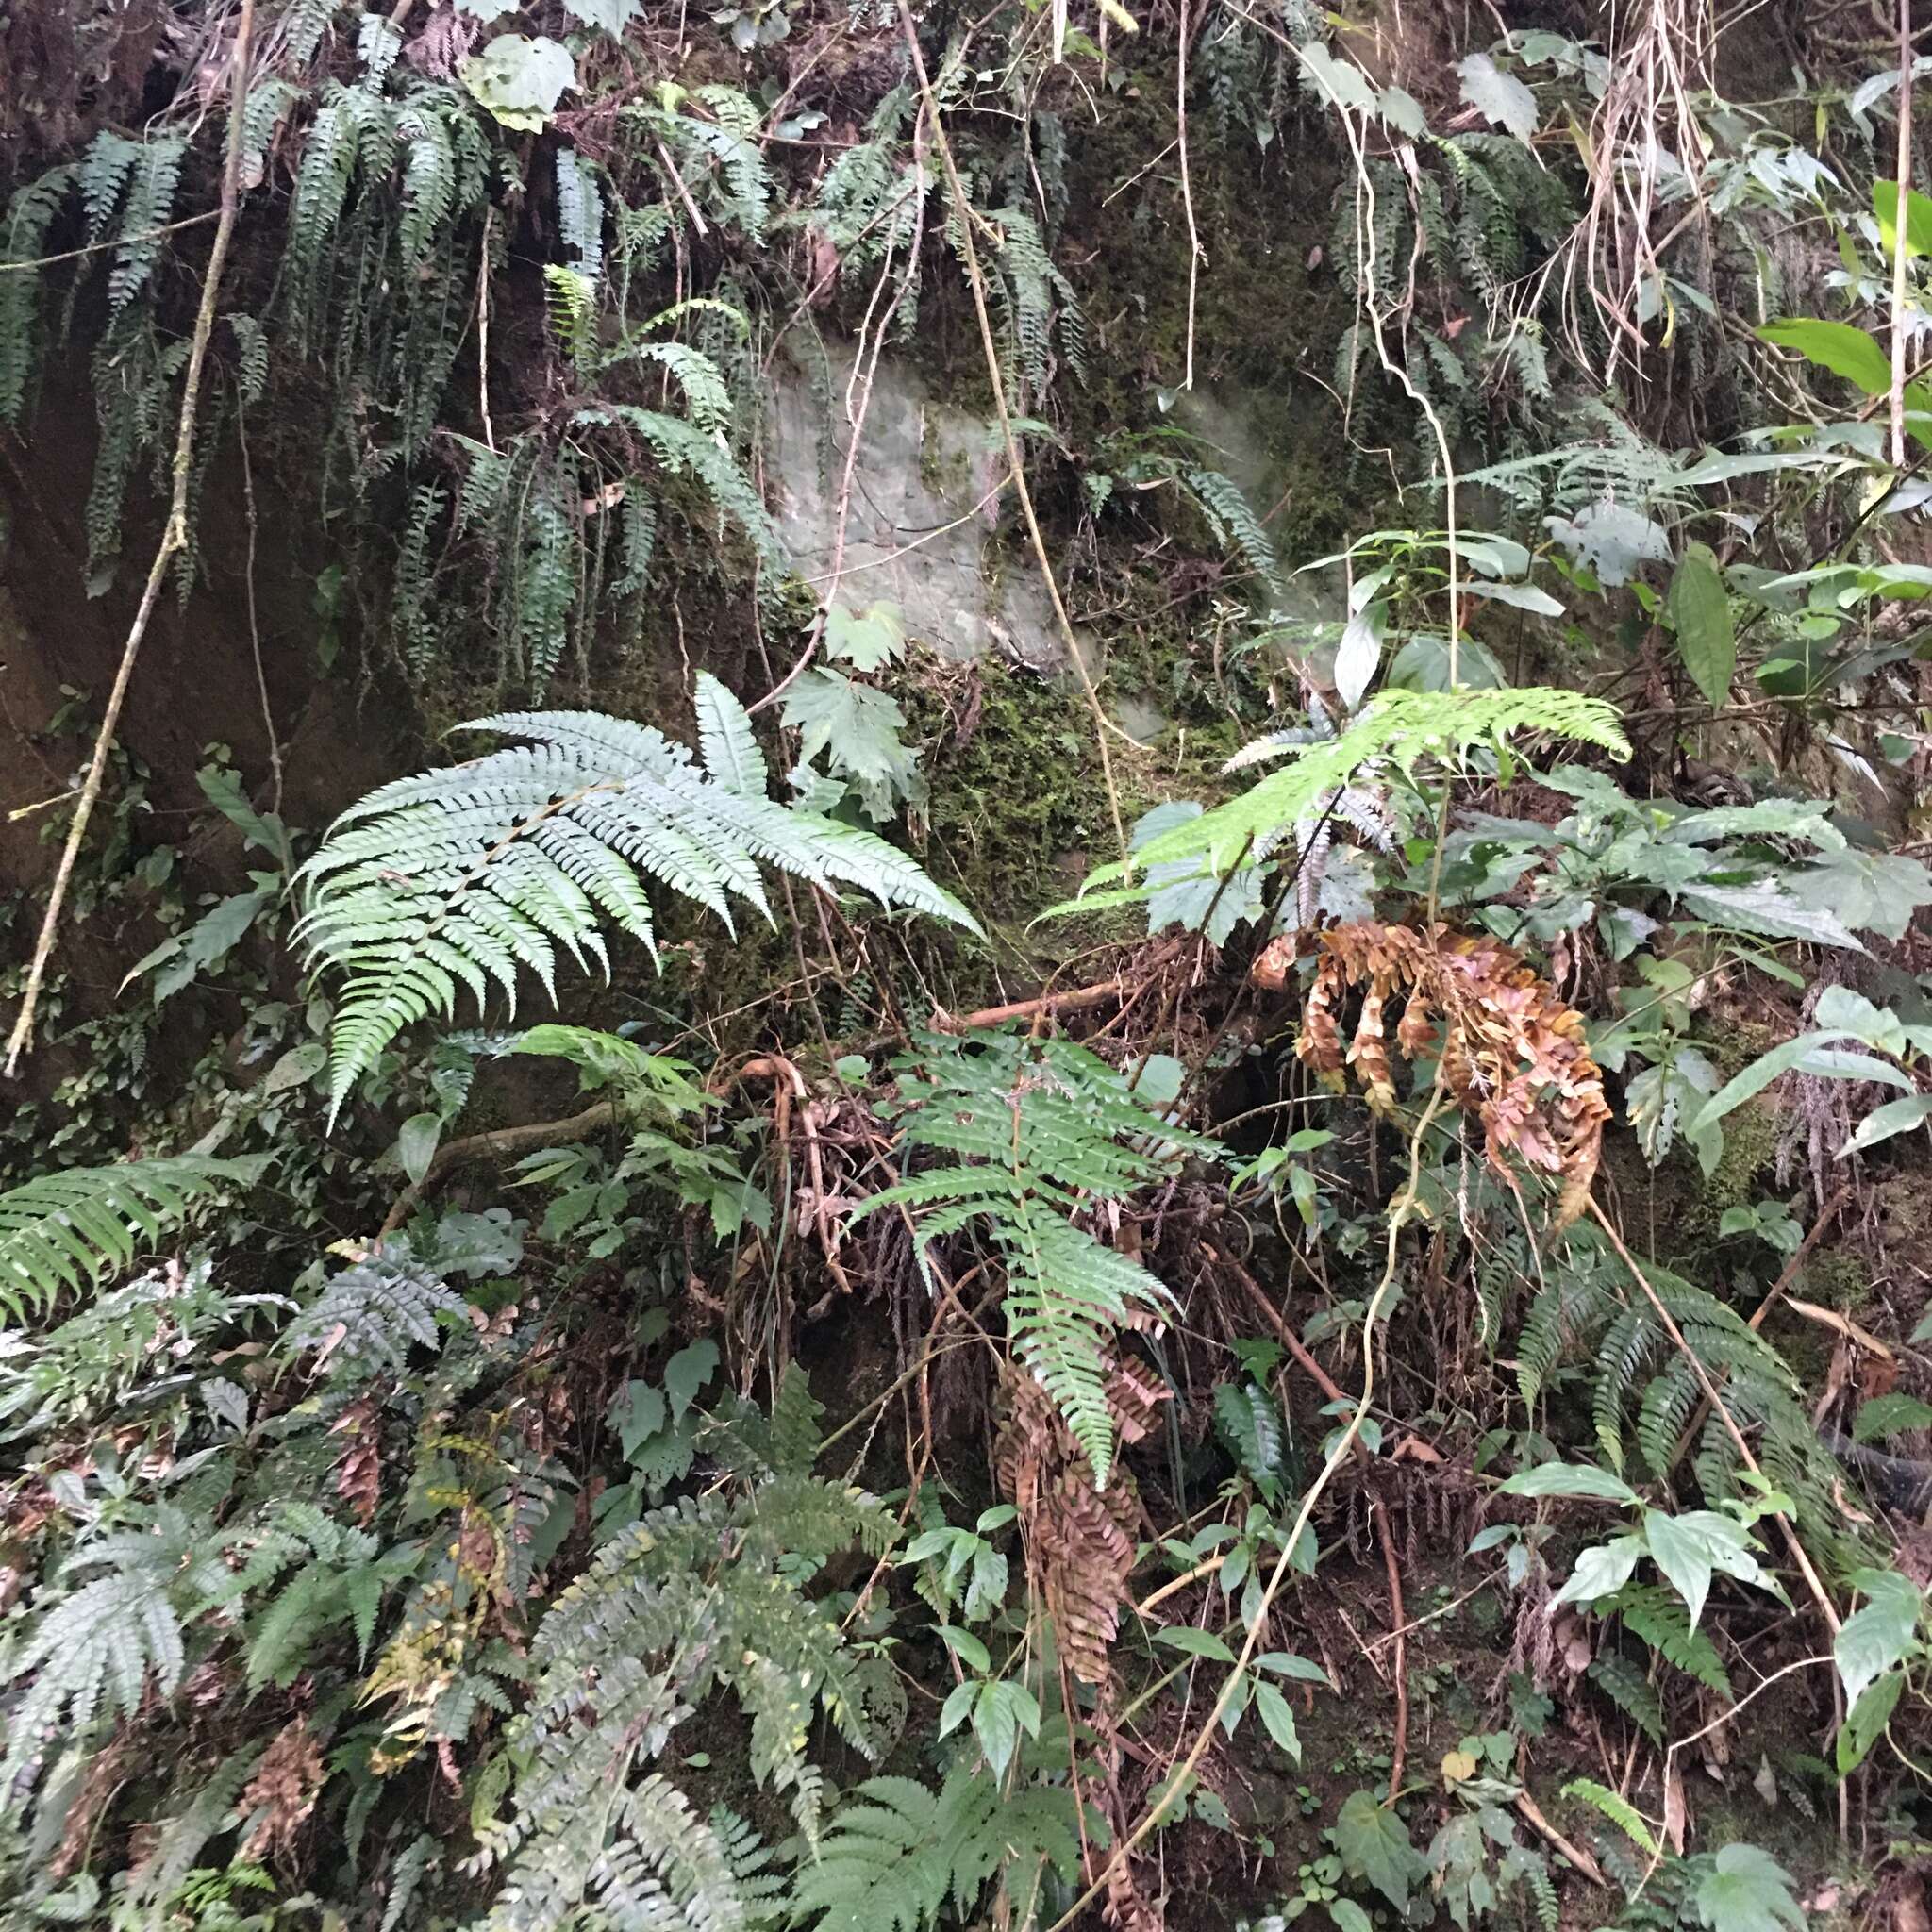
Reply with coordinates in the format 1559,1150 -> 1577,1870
1297,42 -> 1378,116
1497,1462 -> 1639,1503
1327,1906 -> 1373,1932
1835,1567 -> 1923,1709
1252,1679 -> 1303,1760
1668,542 -> 1735,709
1457,52 -> 1538,141
936,1624 -> 991,1673
611,1380 -> 667,1461
1874,178 -> 1932,259
260,1041 -> 327,1096
1687,1030 -> 1834,1138
396,1113 -> 441,1187
824,600 -> 908,675
1552,1536 -> 1644,1611
1377,86 -> 1426,136
1255,1651 -> 1332,1687
1155,1626 -> 1237,1662
1757,317 -> 1891,395
1692,1843 -> 1805,1932
1837,1667 -> 1905,1774
1840,1092 -> 1932,1158
459,35 -> 575,131
1328,1789 -> 1426,1911
663,1339 -> 719,1422
1334,598 -> 1386,712
1461,579 -> 1564,616
1643,1508 -> 1729,1626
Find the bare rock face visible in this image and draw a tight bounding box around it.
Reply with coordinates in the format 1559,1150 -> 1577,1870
765,346 -> 1063,671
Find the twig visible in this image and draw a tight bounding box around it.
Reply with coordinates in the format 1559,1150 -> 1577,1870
935,942 -> 1182,1032
0,208 -> 219,275
1175,0 -> 1202,391
5,0 -> 257,1078
378,1101 -> 617,1239
893,2 -> 1130,859
653,139 -> 710,239
476,208 -> 497,454
236,403 -> 282,819
1513,1790 -> 1609,1890
1891,0 -> 1916,470
1374,1497 -> 1407,1804
1045,1071 -> 1453,1932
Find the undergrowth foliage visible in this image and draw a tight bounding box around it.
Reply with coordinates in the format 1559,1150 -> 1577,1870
8,5 -> 1932,1931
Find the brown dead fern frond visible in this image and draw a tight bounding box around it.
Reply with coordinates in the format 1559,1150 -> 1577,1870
1254,921 -> 1610,1228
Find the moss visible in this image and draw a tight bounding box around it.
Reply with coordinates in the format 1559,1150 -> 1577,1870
1696,1097 -> 1780,1220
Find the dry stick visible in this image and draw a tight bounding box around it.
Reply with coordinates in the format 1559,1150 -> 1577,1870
1372,1496 -> 1407,1804
893,1 -> 1130,859
937,941 -> 1183,1030
1175,0 -> 1202,391
378,1102 -> 617,1240
1892,0 -> 1917,471
1586,1197 -> 1842,1639
1669,1183 -> 1850,1468
476,208 -> 497,455
4,0 -> 257,1078
236,407 -> 282,820
0,208 -> 219,275
1043,1073 -> 1454,1932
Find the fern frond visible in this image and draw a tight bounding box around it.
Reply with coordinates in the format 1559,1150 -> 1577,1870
0,164 -> 74,425
1116,688 -> 1630,880
295,678 -> 976,1114
1609,1582 -> 1733,1697
0,1155 -> 265,1323
282,1255 -> 468,1374
855,1032 -> 1216,1484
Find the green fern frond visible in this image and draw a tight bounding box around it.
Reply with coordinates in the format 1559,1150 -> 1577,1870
791,1766 -> 1082,1932
1111,687 -> 1630,880
1558,1778 -> 1658,1856
0,1155 -> 265,1324
0,164 -> 74,425
1608,1582 -> 1733,1697
1586,1651 -> 1663,1744
295,677 -> 976,1115
283,1255 -> 468,1374
855,1032 -> 1217,1484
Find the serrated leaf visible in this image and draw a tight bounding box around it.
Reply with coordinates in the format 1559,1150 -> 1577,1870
663,1338 -> 719,1423
1692,1843 -> 1805,1932
1457,53 -> 1539,140
1328,1789 -> 1425,1911
561,0 -> 640,31
781,668 -> 921,816
1669,542 -> 1735,710
824,601 -> 908,675
1791,848 -> 1932,943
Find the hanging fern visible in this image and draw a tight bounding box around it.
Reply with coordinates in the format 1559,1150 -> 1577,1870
853,1031 -> 1218,1485
0,1155 -> 265,1323
296,677 -> 975,1114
